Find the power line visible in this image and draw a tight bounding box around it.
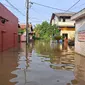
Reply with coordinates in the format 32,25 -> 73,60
30,7 -> 50,19
2,3 -> 12,8
2,3 -> 25,22
29,7 -> 50,22
71,2 -> 85,9
30,20 -> 50,23
65,0 -> 81,12
29,17 -> 40,20
29,17 -> 50,23
30,20 -> 44,22
30,1 -> 71,12
5,0 -> 25,16
29,18 -> 50,22
29,17 -> 43,21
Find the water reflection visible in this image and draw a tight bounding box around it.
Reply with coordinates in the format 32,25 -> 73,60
34,41 -> 74,71
10,43 -> 33,85
0,41 -> 85,85
0,50 -> 18,85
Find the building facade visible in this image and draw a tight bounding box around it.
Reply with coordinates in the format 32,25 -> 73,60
0,3 -> 18,52
50,13 -> 75,40
71,8 -> 85,56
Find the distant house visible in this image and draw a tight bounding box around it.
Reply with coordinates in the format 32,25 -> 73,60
19,24 -> 26,42
0,3 -> 18,52
20,24 -> 34,42
71,8 -> 85,56
50,13 -> 75,40
20,24 -> 26,29
21,32 -> 26,42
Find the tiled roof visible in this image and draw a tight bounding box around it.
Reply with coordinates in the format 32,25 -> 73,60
20,24 -> 26,29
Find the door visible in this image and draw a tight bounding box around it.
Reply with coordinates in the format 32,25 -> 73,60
13,33 -> 17,47
62,33 -> 68,39
1,31 -> 3,52
1,30 -> 6,52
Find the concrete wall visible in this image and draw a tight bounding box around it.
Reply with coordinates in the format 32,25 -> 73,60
75,18 -> 85,56
0,3 -> 18,52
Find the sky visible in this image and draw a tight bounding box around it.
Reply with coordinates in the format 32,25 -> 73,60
0,0 -> 85,26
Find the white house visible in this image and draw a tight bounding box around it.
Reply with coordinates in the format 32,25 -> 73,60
50,13 -> 75,40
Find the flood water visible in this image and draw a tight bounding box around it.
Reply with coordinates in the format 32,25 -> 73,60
0,41 -> 85,85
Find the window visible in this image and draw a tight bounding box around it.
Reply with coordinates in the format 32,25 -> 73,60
0,16 -> 8,24
63,18 -> 66,22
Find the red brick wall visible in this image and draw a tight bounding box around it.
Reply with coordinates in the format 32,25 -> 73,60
0,3 -> 18,52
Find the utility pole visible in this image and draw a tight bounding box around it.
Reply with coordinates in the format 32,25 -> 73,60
26,0 -> 29,44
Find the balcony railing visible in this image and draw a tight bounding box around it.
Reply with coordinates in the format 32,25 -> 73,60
56,21 -> 75,27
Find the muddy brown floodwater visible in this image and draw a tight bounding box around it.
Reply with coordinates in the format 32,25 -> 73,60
0,41 -> 85,85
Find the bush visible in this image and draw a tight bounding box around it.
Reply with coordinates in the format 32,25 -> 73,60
53,35 -> 62,40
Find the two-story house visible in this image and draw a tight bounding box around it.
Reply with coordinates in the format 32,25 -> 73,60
50,13 -> 75,40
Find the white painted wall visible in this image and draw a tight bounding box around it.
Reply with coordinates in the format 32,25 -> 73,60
52,19 -> 55,25
56,21 -> 75,27
52,17 -> 59,25
75,18 -> 85,56
52,16 -> 75,27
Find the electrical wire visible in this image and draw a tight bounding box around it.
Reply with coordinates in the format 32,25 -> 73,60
30,1 -> 71,12
30,20 -> 43,22
71,2 -> 85,9
5,0 -> 25,16
30,20 -> 49,23
2,3 -> 12,8
29,7 -> 50,23
65,0 -> 81,12
29,17 -> 44,21
29,16 -> 50,23
30,7 -> 50,19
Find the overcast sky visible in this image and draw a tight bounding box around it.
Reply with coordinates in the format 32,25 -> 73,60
0,0 -> 85,25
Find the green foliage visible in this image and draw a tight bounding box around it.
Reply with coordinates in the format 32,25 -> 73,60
18,28 -> 26,35
34,21 -> 60,40
53,35 -> 62,40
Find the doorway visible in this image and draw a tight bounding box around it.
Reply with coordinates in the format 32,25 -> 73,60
62,33 -> 68,39
1,30 -> 6,52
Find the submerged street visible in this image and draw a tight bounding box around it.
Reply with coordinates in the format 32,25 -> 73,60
1,0 -> 85,85
0,41 -> 85,85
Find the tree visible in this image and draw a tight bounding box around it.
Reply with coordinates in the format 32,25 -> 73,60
18,28 -> 25,35
34,21 -> 60,40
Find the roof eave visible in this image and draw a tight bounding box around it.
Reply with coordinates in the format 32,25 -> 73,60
71,8 -> 85,21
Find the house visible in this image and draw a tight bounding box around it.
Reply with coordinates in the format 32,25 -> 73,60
0,3 -> 18,52
20,24 -> 26,29
20,23 -> 34,42
71,8 -> 85,56
18,24 -> 26,42
50,13 -> 75,40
